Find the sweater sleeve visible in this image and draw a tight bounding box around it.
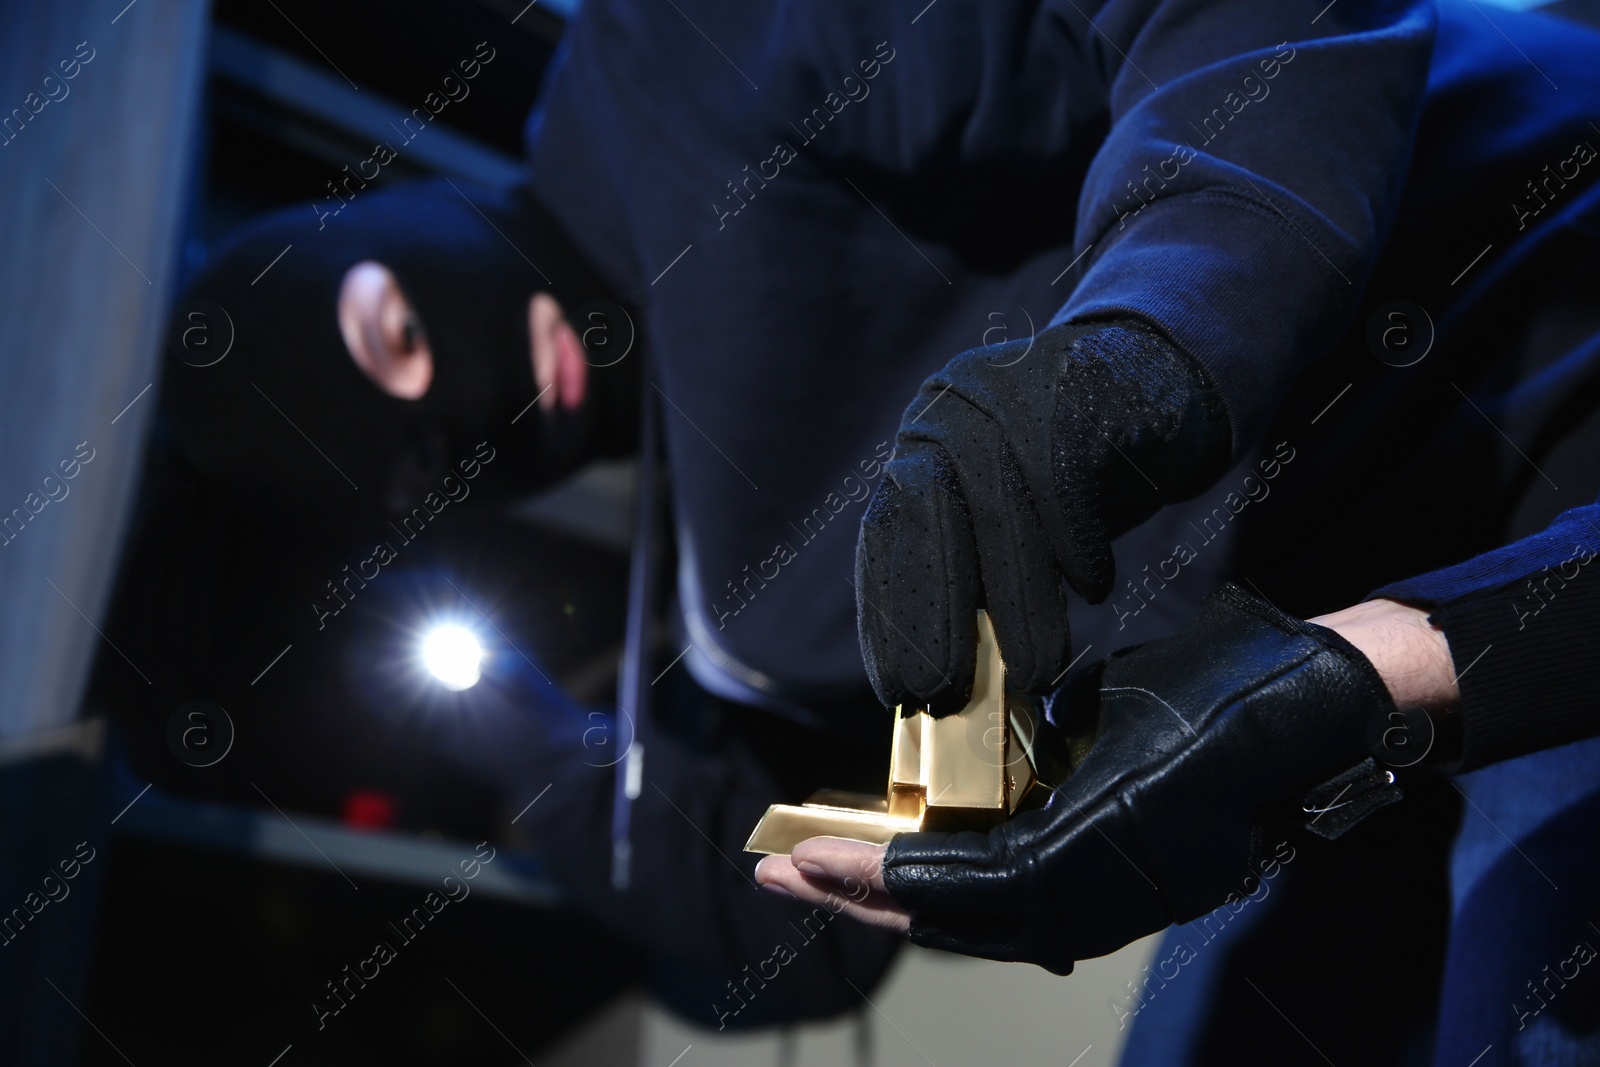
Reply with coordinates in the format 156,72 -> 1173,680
1372,499 -> 1600,772
1053,0 -> 1437,451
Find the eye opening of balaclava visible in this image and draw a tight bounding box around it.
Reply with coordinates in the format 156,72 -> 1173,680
162,178 -> 635,515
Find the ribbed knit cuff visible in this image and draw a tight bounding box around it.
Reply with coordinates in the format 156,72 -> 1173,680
1424,562 -> 1600,772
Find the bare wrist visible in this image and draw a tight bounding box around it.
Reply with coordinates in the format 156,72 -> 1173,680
1309,598 -> 1459,710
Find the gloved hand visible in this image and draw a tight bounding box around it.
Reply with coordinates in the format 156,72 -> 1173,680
880,582 -> 1397,975
856,318 -> 1231,711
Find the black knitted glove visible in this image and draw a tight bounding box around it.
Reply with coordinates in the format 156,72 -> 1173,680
881,583 -> 1398,975
856,318 -> 1230,711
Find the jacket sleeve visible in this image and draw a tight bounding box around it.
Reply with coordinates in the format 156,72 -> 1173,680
1051,0 -> 1437,451
1371,498 -> 1600,772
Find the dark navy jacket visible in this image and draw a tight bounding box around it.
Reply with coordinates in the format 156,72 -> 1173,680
527,0 -> 1440,714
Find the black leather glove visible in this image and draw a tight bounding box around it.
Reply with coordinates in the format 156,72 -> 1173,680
880,583 -> 1399,975
856,318 -> 1231,711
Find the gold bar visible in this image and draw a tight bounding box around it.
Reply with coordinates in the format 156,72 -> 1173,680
887,707 -> 924,819
745,612 -> 1042,856
744,802 -> 921,857
923,613 -> 1008,823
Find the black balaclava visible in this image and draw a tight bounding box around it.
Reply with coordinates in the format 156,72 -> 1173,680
163,179 -> 635,513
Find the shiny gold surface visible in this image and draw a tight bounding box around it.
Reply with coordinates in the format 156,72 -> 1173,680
744,802 -> 921,856
887,707 -> 924,819
745,611 -> 1041,856
805,789 -> 889,813
920,613 -> 1009,827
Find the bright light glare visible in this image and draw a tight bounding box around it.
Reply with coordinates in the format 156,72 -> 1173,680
421,626 -> 483,690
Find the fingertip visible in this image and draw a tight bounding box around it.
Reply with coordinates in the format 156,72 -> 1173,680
787,837 -> 840,872
786,837 -> 830,868
753,854 -> 789,884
